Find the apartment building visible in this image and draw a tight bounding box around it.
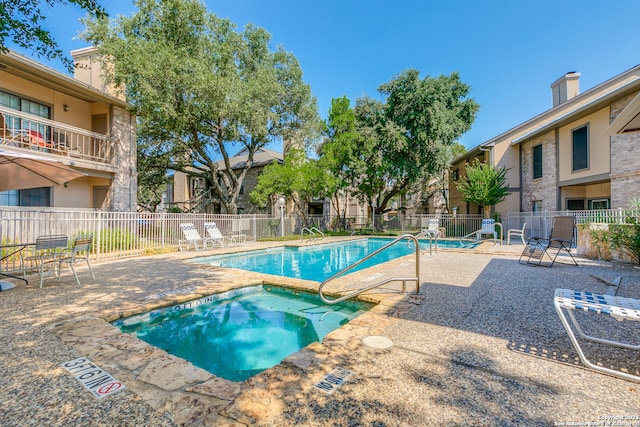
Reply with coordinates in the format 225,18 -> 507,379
450,65 -> 640,216
0,48 -> 136,211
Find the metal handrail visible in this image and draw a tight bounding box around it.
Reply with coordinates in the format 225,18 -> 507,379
414,231 -> 438,255
300,227 -> 316,242
458,222 -> 503,246
310,226 -> 324,239
319,234 -> 420,304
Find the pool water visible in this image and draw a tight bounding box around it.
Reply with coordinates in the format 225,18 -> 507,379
193,237 -> 477,282
112,285 -> 373,382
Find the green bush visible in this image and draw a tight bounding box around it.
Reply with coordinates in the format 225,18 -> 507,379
608,219 -> 640,264
97,228 -> 137,253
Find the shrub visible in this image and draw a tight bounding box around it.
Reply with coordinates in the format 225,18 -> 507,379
608,219 -> 640,264
97,228 -> 136,253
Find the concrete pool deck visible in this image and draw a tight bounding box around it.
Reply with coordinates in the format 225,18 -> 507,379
1,238 -> 639,426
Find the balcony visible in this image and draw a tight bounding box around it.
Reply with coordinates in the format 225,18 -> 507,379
0,106 -> 116,165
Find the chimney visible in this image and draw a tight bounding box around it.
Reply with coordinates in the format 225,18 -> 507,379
71,47 -> 124,100
551,71 -> 580,107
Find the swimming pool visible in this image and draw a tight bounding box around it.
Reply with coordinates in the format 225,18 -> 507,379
112,285 -> 373,381
193,237 -> 477,282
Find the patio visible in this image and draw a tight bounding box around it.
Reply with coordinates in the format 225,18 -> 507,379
0,240 -> 638,426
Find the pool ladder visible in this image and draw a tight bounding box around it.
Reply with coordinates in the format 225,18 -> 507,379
414,230 -> 438,255
318,234 -> 420,304
301,226 -> 324,243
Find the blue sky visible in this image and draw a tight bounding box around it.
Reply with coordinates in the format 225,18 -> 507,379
9,0 -> 640,150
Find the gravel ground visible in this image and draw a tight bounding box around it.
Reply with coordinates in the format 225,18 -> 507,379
0,240 -> 639,426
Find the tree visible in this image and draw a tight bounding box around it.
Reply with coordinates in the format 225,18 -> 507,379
412,142 -> 467,213
455,159 -> 510,218
318,96 -> 361,230
136,136 -> 171,212
250,148 -> 331,227
321,71 -> 479,226
82,0 -> 319,213
0,0 -> 107,72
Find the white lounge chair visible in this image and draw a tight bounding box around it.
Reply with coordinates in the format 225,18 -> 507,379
507,222 -> 527,245
554,288 -> 640,382
203,222 -> 226,248
179,223 -> 205,251
422,218 -> 441,238
476,219 -> 497,240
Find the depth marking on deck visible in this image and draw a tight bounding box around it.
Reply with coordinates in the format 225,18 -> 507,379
314,366 -> 353,394
61,357 -> 126,399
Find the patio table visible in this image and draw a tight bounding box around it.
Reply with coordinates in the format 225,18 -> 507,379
0,242 -> 35,284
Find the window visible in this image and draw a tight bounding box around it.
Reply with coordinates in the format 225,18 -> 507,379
567,199 -> 585,210
0,90 -> 50,137
532,200 -> 542,212
572,125 -> 588,171
452,169 -> 459,181
0,188 -> 51,207
532,145 -> 542,179
589,199 -> 610,210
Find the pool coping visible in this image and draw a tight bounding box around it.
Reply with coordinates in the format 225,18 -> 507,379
46,262 -> 416,425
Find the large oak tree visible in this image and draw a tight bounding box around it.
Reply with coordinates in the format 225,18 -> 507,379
322,71 -> 479,221
82,0 -> 319,213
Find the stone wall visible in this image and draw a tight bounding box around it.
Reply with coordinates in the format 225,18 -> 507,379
236,165 -> 267,214
577,223 -> 635,263
110,105 -> 137,212
520,130 -> 557,211
609,91 -> 640,208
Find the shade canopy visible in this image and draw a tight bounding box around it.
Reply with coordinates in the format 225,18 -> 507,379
0,148 -> 87,192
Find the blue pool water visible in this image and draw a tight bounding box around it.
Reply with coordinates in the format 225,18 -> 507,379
112,285 -> 373,381
193,237 -> 477,282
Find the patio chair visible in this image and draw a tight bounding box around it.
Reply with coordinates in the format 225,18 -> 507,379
56,234 -> 95,285
203,222 -> 226,248
20,234 -> 68,288
475,219 -> 497,240
507,222 -> 527,245
0,113 -> 29,146
179,223 -> 205,251
422,218 -> 441,238
519,216 -> 577,267
554,288 -> 640,382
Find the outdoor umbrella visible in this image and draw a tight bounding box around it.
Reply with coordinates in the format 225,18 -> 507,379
0,147 -> 87,191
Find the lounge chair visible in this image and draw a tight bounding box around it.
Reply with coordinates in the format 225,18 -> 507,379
476,219 -> 497,240
203,222 -> 226,248
422,218 -> 441,238
519,216 -> 577,267
179,223 -> 205,251
507,222 -> 527,245
56,234 -> 95,285
554,288 -> 640,382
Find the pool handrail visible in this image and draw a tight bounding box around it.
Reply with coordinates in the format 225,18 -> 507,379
319,234 -> 420,304
300,227 -> 317,243
458,222 -> 503,246
414,230 -> 438,255
310,226 -> 324,239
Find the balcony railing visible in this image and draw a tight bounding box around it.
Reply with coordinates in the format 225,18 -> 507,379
0,107 -> 116,164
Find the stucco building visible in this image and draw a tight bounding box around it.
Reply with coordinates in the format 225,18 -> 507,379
450,66 -> 640,216
0,48 -> 137,211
